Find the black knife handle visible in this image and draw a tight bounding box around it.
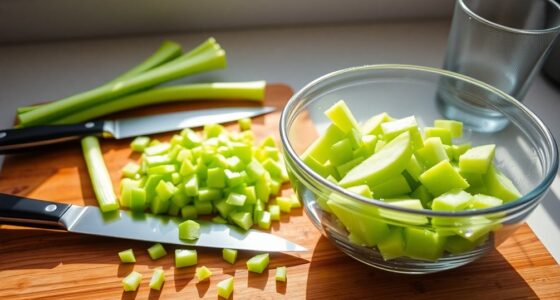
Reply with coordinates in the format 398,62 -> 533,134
0,193 -> 70,229
0,121 -> 106,154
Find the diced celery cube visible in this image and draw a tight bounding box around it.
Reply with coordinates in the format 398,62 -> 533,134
255,176 -> 271,202
155,180 -> 177,201
230,211 -> 253,230
130,187 -> 146,212
451,143 -> 471,161
181,205 -> 198,219
415,137 -> 449,168
244,186 -> 257,204
149,268 -> 165,290
178,220 -> 200,240
171,172 -> 181,185
431,189 -> 473,211
377,228 -> 405,261
232,142 -> 252,163
226,156 -> 245,172
195,266 -> 212,281
301,124 -> 346,163
405,154 -> 425,181
122,162 -> 140,179
145,143 -> 171,156
171,191 -> 190,207
302,155 -> 337,178
276,196 -> 292,213
170,134 -> 184,146
184,175 -> 199,197
150,195 -> 170,214
147,164 -> 176,176
262,159 -> 283,179
179,159 -> 195,176
120,178 -> 141,207
148,243 -> 167,260
424,127 -> 452,145
198,187 -> 222,202
239,118 -> 252,131
215,199 -> 234,218
459,144 -> 496,174
175,249 -> 197,268
246,160 -> 266,180
118,249 -> 136,263
246,253 -> 269,273
290,194 -> 301,208
168,202 -> 181,216
361,112 -> 392,135
444,235 -> 485,255
258,211 -> 272,230
329,138 -> 353,166
275,266 -> 287,282
194,200 -> 213,215
207,167 -> 226,188
217,277 -> 234,299
204,123 -> 225,138
470,194 -> 503,209
122,271 -> 142,292
144,154 -> 173,167
226,193 -> 247,206
419,160 -> 469,196
268,205 -> 281,221
404,227 -> 446,261
378,199 -> 428,225
131,136 -> 151,152
381,116 -> 424,149
361,134 -> 378,156
223,248 -> 238,264
369,174 -> 411,198
181,128 -> 202,148
483,164 -> 521,202
325,100 -> 360,134
225,169 -> 244,187
434,119 -> 463,138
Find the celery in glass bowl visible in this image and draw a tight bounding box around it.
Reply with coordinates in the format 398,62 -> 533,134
279,64 -> 558,274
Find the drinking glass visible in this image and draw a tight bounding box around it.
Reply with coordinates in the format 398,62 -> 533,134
438,0 -> 560,132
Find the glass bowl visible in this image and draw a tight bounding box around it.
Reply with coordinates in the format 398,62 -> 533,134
279,64 -> 558,274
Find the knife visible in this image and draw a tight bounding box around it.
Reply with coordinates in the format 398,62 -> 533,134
0,106 -> 275,154
0,193 -> 307,252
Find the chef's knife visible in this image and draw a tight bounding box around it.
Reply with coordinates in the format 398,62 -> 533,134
0,193 -> 307,252
0,106 -> 275,154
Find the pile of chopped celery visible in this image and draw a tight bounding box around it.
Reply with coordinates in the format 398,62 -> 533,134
119,118 -> 300,231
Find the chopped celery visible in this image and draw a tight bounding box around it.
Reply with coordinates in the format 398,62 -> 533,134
268,205 -> 281,221
230,211 -> 253,230
198,187 -> 222,202
226,193 -> 247,206
212,215 -> 228,224
175,249 -> 197,268
155,180 -> 177,201
275,266 -> 287,282
148,243 -> 167,260
130,188 -> 146,212
257,211 -> 272,230
195,266 -> 213,281
194,200 -> 213,215
131,136 -> 151,152
122,271 -> 143,292
118,249 -> 136,263
184,175 -> 199,196
217,277 -> 234,299
223,248 -> 238,264
207,167 -> 226,188
149,268 -> 166,290
81,136 -> 119,212
181,205 -> 198,219
122,162 -> 141,179
246,253 -> 269,273
276,197 -> 292,213
239,118 -> 252,131
179,220 -> 200,240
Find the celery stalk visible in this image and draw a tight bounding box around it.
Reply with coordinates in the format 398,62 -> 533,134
18,42 -> 226,126
16,40 -> 182,115
81,136 -> 119,212
50,81 -> 266,125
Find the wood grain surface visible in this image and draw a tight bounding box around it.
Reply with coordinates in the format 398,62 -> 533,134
1,84 -> 559,300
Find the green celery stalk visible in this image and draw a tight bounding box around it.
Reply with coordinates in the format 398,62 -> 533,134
81,136 -> 119,212
16,40 -> 182,115
50,81 -> 265,124
18,40 -> 226,126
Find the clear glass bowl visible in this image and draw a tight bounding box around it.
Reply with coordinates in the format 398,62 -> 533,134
279,64 -> 558,274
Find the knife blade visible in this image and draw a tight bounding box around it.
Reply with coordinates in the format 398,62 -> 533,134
0,193 -> 307,252
0,106 -> 275,154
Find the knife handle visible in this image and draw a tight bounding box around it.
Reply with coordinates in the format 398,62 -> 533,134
0,193 -> 70,229
0,121 -> 106,154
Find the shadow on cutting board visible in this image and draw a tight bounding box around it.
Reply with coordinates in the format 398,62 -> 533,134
305,236 -> 539,299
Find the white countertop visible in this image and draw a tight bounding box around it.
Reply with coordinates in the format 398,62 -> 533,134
1,19 -> 559,263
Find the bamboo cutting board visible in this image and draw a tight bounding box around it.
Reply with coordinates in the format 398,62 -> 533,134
1,84 -> 559,300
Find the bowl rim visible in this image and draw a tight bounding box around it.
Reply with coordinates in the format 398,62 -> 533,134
279,64 -> 559,217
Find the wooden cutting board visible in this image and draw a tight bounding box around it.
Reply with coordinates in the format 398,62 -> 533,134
1,84 -> 559,300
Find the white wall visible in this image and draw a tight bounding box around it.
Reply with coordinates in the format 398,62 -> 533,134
0,0 -> 454,43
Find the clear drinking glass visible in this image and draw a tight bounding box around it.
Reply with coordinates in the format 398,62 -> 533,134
439,0 -> 560,132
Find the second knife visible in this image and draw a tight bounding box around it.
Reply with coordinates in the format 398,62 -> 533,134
0,106 -> 275,153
